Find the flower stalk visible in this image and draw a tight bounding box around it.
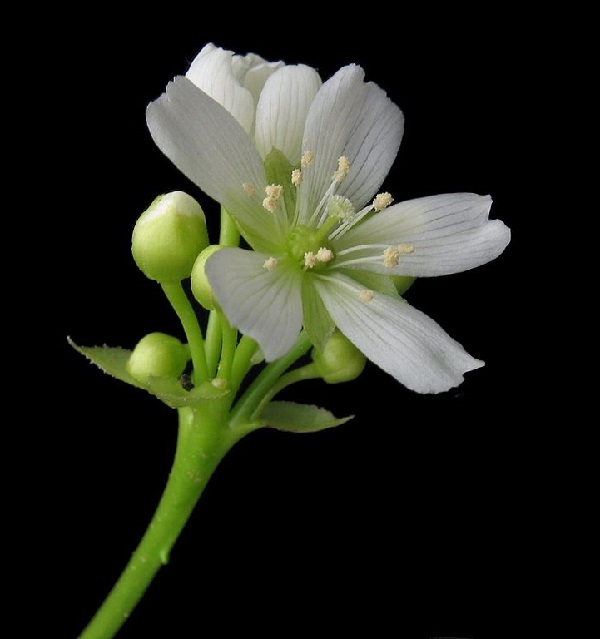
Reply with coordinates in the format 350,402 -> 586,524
79,402 -> 250,639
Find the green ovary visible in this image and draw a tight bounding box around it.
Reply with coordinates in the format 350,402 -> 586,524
285,225 -> 333,269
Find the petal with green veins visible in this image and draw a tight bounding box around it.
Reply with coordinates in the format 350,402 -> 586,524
205,248 -> 304,361
255,65 -> 322,165
314,273 -> 484,394
185,45 -> 256,133
146,77 -> 282,253
336,193 -> 511,277
299,65 -> 404,219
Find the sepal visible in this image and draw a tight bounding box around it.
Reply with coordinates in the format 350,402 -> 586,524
68,338 -> 229,408
260,400 -> 353,433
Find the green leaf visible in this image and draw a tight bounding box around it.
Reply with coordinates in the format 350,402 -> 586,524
68,338 -> 229,409
261,400 -> 353,433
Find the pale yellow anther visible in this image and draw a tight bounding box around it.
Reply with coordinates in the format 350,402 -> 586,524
265,184 -> 283,198
333,156 -> 350,182
262,184 -> 283,212
243,182 -> 256,196
397,243 -> 415,254
211,378 -> 228,389
316,247 -> 334,263
291,169 -> 302,186
301,151 -> 314,167
373,192 -> 394,211
359,289 -> 374,302
262,256 -> 278,271
383,247 -> 401,268
304,251 -> 317,268
263,196 -> 278,212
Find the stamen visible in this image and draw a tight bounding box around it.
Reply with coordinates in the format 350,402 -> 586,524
383,247 -> 401,268
265,184 -> 283,198
291,169 -> 302,187
263,257 -> 278,271
359,289 -> 374,302
332,156 -> 350,183
211,378 -> 228,389
373,192 -> 393,211
243,182 -> 256,196
304,252 -> 317,268
262,184 -> 284,212
316,247 -> 334,263
301,151 -> 314,167
397,243 -> 415,254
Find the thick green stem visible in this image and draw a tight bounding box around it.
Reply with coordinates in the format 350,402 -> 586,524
79,404 -> 242,639
161,281 -> 209,384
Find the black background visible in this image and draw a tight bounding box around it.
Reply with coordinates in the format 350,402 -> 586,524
42,8 -> 549,639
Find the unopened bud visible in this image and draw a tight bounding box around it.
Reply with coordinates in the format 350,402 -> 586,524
131,191 -> 209,282
126,332 -> 189,383
311,331 -> 366,384
190,245 -> 224,311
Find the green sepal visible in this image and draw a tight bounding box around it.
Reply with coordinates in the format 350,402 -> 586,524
68,338 -> 229,409
264,148 -> 296,221
341,269 -> 401,298
260,400 -> 353,433
302,277 -> 335,352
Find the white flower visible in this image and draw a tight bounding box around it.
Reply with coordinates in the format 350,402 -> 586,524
147,53 -> 511,393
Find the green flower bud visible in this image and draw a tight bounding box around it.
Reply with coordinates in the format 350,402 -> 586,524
131,191 -> 209,282
391,275 -> 415,295
190,245 -> 224,310
126,332 -> 189,383
311,330 -> 366,384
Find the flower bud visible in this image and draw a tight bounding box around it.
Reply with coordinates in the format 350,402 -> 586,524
131,191 -> 209,282
126,332 -> 189,383
190,245 -> 224,310
311,331 -> 366,384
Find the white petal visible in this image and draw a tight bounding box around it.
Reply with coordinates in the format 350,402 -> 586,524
254,65 -> 322,164
239,58 -> 285,108
335,193 -> 511,277
146,76 -> 283,253
299,65 -> 403,219
206,248 -> 304,361
186,45 -> 255,133
315,273 -> 483,394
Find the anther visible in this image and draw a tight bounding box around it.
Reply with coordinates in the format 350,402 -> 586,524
291,169 -> 302,186
332,156 -> 350,183
263,257 -> 278,271
373,192 -> 393,211
383,247 -> 401,268
243,182 -> 256,196
316,247 -> 334,263
301,151 -> 314,167
397,243 -> 415,254
359,289 -> 374,302
262,184 -> 283,212
304,252 -> 317,268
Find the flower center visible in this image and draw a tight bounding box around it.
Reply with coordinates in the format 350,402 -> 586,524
285,225 -> 333,270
